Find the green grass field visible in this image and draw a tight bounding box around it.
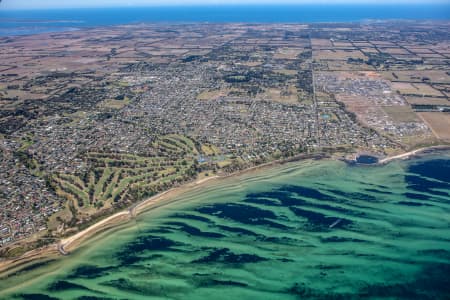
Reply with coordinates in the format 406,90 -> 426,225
53,135 -> 202,221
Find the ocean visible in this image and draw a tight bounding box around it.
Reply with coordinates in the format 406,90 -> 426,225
1,4 -> 450,36
0,154 -> 449,299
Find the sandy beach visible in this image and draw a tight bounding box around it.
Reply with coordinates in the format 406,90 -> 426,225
59,211 -> 131,253
59,175 -> 224,253
379,145 -> 450,164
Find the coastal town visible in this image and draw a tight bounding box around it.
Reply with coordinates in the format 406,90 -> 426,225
1,21 -> 449,256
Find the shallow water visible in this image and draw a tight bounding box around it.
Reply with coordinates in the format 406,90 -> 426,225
0,155 -> 449,299
356,155 -> 379,164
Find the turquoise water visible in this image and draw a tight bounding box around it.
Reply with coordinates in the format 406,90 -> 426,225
0,155 -> 449,299
1,5 -> 450,36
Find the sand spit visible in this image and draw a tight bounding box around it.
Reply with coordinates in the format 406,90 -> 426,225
379,145 -> 450,164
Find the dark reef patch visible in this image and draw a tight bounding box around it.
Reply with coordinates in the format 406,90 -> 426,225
192,248 -> 267,264
321,236 -> 365,243
408,159 -> 450,183
47,280 -> 94,292
246,188 -> 356,218
172,213 -> 212,223
404,192 -> 430,200
101,277 -> 188,296
247,188 -> 334,208
217,225 -> 260,237
398,201 -> 427,207
286,282 -> 314,297
417,249 -> 450,260
76,297 -> 118,300
165,221 -> 225,238
121,235 -> 178,252
196,278 -> 248,287
197,203 -> 289,229
405,175 -> 449,197
116,235 -> 180,265
358,263 -> 450,299
100,278 -> 150,295
283,185 -> 336,201
325,189 -> 378,202
290,207 -> 352,230
364,188 -> 392,195
68,265 -> 115,279
286,282 -> 354,299
303,201 -> 352,215
261,236 -> 299,244
17,294 -> 60,300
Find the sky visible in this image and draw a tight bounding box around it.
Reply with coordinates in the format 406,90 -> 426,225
1,0 -> 448,10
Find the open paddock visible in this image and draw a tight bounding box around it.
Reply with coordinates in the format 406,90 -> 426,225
433,84 -> 450,97
370,41 -> 396,46
360,47 -> 380,54
382,70 -> 450,84
391,82 -> 444,97
418,112 -> 450,140
273,48 -> 305,60
332,42 -> 354,48
274,68 -> 298,76
405,96 -> 450,106
391,55 -> 421,61
324,60 -> 374,71
382,105 -> 419,122
406,47 -> 435,54
420,53 -> 446,58
352,42 -> 373,47
311,38 -> 333,48
313,49 -> 367,60
379,47 -> 410,55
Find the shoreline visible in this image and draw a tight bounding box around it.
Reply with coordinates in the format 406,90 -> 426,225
59,175 -> 222,254
0,151 -> 323,275
0,173 -> 226,276
378,145 -> 450,164
1,146 -> 448,276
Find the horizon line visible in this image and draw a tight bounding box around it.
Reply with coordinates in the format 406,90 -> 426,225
2,2 -> 450,11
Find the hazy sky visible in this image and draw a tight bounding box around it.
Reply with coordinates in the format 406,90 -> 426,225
1,0 -> 447,10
